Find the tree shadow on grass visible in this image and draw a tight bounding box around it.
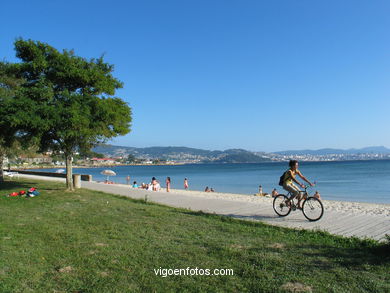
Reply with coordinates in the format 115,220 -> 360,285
181,210 -> 390,267
0,180 -> 37,191
0,180 -> 64,191
295,239 -> 390,268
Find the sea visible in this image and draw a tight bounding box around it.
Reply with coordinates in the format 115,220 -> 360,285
37,160 -> 390,204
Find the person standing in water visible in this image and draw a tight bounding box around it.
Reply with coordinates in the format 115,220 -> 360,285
184,178 -> 189,190
166,177 -> 171,192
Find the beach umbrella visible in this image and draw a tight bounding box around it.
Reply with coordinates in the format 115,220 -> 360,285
55,169 -> 65,173
100,169 -> 116,181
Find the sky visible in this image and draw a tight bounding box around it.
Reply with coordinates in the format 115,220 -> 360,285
1,0 -> 389,152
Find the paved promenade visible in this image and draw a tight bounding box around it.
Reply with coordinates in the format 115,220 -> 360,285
15,174 -> 390,242
80,181 -> 389,242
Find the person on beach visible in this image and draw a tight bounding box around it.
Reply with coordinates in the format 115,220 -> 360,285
151,177 -> 157,191
272,188 -> 278,198
205,186 -> 210,192
210,188 -> 214,192
126,175 -> 131,185
132,181 -> 138,188
282,160 -> 314,209
166,177 -> 171,192
184,178 -> 189,190
314,191 -> 321,200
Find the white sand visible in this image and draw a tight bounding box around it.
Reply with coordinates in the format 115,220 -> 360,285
123,185 -> 390,217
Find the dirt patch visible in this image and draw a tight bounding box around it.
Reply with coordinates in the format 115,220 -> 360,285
95,243 -> 108,247
100,272 -> 109,277
280,282 -> 312,292
229,244 -> 247,250
58,266 -> 73,273
268,243 -> 285,249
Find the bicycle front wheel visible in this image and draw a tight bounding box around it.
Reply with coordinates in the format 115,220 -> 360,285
273,194 -> 291,217
302,197 -> 324,221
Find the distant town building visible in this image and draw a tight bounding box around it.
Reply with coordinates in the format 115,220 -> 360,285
19,155 -> 53,164
90,157 -> 118,165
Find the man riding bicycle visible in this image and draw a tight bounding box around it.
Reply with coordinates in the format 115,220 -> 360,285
282,160 -> 314,209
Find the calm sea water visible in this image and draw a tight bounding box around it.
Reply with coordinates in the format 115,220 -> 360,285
39,160 -> 390,204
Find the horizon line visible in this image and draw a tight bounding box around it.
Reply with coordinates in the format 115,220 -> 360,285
102,144 -> 390,153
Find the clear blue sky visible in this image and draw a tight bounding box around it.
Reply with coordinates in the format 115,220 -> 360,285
2,0 -> 389,152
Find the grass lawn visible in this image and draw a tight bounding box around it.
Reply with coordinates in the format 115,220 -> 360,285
0,179 -> 389,292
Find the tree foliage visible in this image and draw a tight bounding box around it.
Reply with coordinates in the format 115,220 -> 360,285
127,154 -> 136,163
0,62 -> 25,181
8,39 -> 132,189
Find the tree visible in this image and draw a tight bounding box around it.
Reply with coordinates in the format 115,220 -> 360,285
78,150 -> 105,159
127,154 -> 136,163
9,39 -> 132,190
0,62 -> 24,182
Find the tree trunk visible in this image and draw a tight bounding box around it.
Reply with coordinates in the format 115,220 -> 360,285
65,153 -> 74,191
0,152 -> 4,183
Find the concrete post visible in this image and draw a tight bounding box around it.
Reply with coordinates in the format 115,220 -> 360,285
73,174 -> 81,189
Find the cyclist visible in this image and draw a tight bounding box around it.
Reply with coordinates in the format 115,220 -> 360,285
283,160 -> 314,209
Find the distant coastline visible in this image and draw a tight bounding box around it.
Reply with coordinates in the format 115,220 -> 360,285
91,144 -> 390,164
14,157 -> 390,171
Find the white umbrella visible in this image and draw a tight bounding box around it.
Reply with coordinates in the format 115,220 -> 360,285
55,169 -> 65,173
100,169 -> 116,181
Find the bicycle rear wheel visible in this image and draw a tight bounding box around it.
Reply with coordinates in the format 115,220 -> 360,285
302,197 -> 324,221
273,194 -> 291,217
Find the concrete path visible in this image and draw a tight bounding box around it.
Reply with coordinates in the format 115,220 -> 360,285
14,174 -> 390,242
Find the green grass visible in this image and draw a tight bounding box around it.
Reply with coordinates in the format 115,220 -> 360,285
0,179 -> 389,293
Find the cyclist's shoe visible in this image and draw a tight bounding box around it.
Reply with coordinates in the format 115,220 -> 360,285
284,199 -> 292,208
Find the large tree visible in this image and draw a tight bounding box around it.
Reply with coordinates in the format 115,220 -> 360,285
9,39 -> 132,190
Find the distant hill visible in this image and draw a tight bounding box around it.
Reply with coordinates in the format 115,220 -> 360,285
213,152 -> 271,163
93,145 -> 223,158
275,146 -> 390,156
92,145 -> 272,163
92,144 -> 390,163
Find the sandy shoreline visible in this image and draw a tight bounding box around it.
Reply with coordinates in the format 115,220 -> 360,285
111,183 -> 390,217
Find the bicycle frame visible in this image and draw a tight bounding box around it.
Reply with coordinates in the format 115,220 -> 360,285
273,184 -> 324,221
286,186 -> 310,202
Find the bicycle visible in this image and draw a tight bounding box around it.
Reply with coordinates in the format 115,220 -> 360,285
273,185 -> 324,221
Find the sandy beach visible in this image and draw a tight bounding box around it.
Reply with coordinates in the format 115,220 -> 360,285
114,184 -> 390,217
177,190 -> 390,217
